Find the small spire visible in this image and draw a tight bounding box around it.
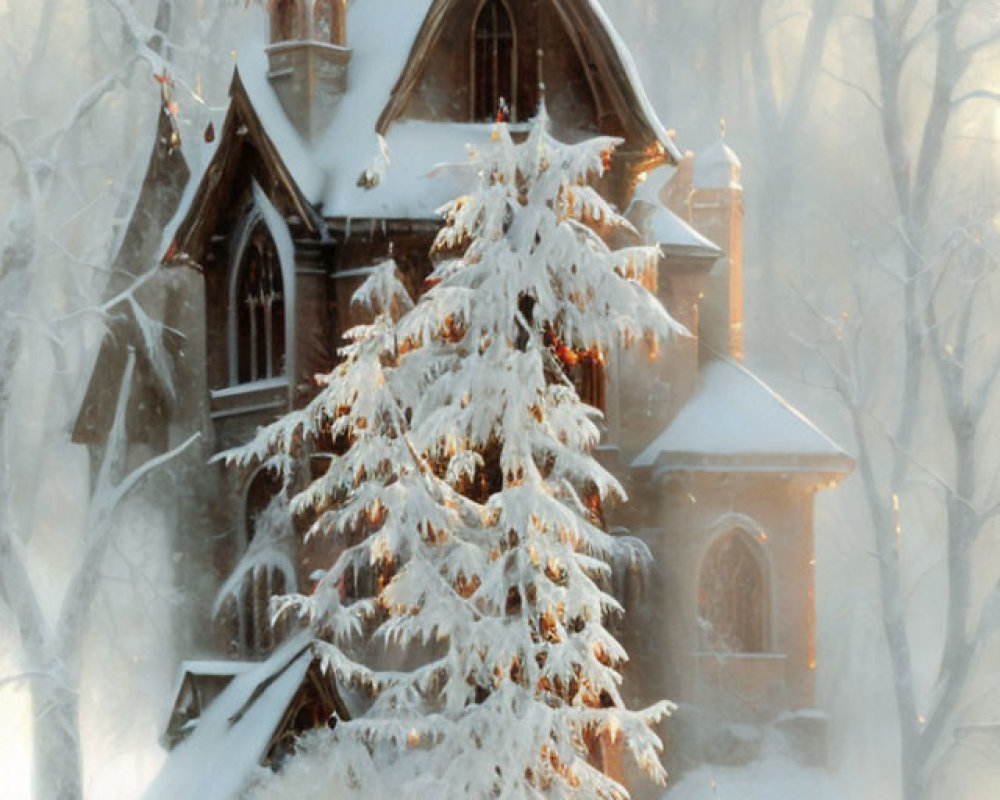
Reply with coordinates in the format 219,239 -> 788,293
495,97 -> 510,123
720,117 -> 727,139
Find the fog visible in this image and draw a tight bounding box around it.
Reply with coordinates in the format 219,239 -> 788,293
1,0 -> 999,798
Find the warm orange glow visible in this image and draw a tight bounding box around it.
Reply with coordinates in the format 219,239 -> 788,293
645,331 -> 660,362
604,714 -> 621,743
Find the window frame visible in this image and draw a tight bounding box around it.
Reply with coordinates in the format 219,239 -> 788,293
226,182 -> 296,390
696,526 -> 772,654
233,466 -> 299,657
469,0 -> 518,123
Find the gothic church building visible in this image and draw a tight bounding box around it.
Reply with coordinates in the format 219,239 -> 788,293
73,1 -> 852,795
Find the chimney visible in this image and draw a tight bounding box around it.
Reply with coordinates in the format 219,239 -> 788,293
266,0 -> 351,143
688,123 -> 744,361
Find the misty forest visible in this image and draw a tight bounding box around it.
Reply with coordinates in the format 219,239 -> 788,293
1,1 -> 999,799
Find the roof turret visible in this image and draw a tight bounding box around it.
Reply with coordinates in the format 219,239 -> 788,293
694,120 -> 742,190
266,0 -> 351,143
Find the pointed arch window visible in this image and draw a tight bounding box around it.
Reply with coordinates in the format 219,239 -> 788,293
313,0 -> 332,40
235,469 -> 297,657
312,0 -> 346,44
697,531 -> 767,653
234,223 -> 286,385
472,0 -> 516,121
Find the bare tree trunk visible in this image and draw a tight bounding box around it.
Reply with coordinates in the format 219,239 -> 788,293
32,669 -> 83,800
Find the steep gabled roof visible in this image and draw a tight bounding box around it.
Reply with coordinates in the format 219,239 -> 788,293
145,634 -> 366,800
72,99 -> 190,447
632,359 -> 854,476
236,2 -> 441,218
226,0 -> 681,220
167,68 -> 324,262
375,0 -> 682,164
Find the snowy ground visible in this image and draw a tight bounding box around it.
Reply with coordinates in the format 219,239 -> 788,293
663,729 -> 843,800
664,753 -> 841,800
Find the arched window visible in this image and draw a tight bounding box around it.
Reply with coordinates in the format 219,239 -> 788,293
574,358 -> 606,412
697,531 -> 767,653
472,0 -> 516,121
235,470 -> 296,657
271,0 -> 302,42
313,0 -> 332,40
312,0 -> 345,44
238,566 -> 289,657
234,223 -> 286,385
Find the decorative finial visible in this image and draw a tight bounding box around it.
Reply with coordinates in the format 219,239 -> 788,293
495,97 -> 510,123
720,118 -> 727,139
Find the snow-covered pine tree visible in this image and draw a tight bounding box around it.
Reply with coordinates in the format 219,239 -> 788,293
375,107 -> 682,798
236,108 -> 685,800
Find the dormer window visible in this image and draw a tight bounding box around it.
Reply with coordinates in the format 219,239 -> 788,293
472,0 -> 516,122
234,224 -> 286,385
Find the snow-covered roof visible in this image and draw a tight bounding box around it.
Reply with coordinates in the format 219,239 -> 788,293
144,634 -> 314,800
179,659 -> 254,678
567,0 -> 684,162
625,166 -> 720,256
694,136 -> 742,190
228,0 -> 680,220
635,203 -> 722,255
663,748 -> 843,800
162,658 -> 253,716
235,0 -> 466,219
632,359 -> 852,474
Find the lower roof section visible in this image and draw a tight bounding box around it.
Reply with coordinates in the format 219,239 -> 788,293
632,358 -> 854,476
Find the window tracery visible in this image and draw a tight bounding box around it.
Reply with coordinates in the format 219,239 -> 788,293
473,0 -> 516,121
234,223 -> 286,385
697,530 -> 767,653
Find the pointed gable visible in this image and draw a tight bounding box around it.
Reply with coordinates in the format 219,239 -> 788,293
375,0 -> 681,163
169,68 -> 323,267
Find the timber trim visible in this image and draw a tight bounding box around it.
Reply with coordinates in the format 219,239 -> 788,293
172,68 -> 323,259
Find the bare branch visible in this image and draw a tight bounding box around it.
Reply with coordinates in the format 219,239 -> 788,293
780,0 -> 835,133
899,8 -> 953,65
892,0 -> 922,40
98,0 -> 168,74
950,90 -> 1000,107
822,67 -> 883,111
0,520 -> 50,668
959,28 -> 1000,60
52,267 -> 158,326
0,671 -> 50,692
